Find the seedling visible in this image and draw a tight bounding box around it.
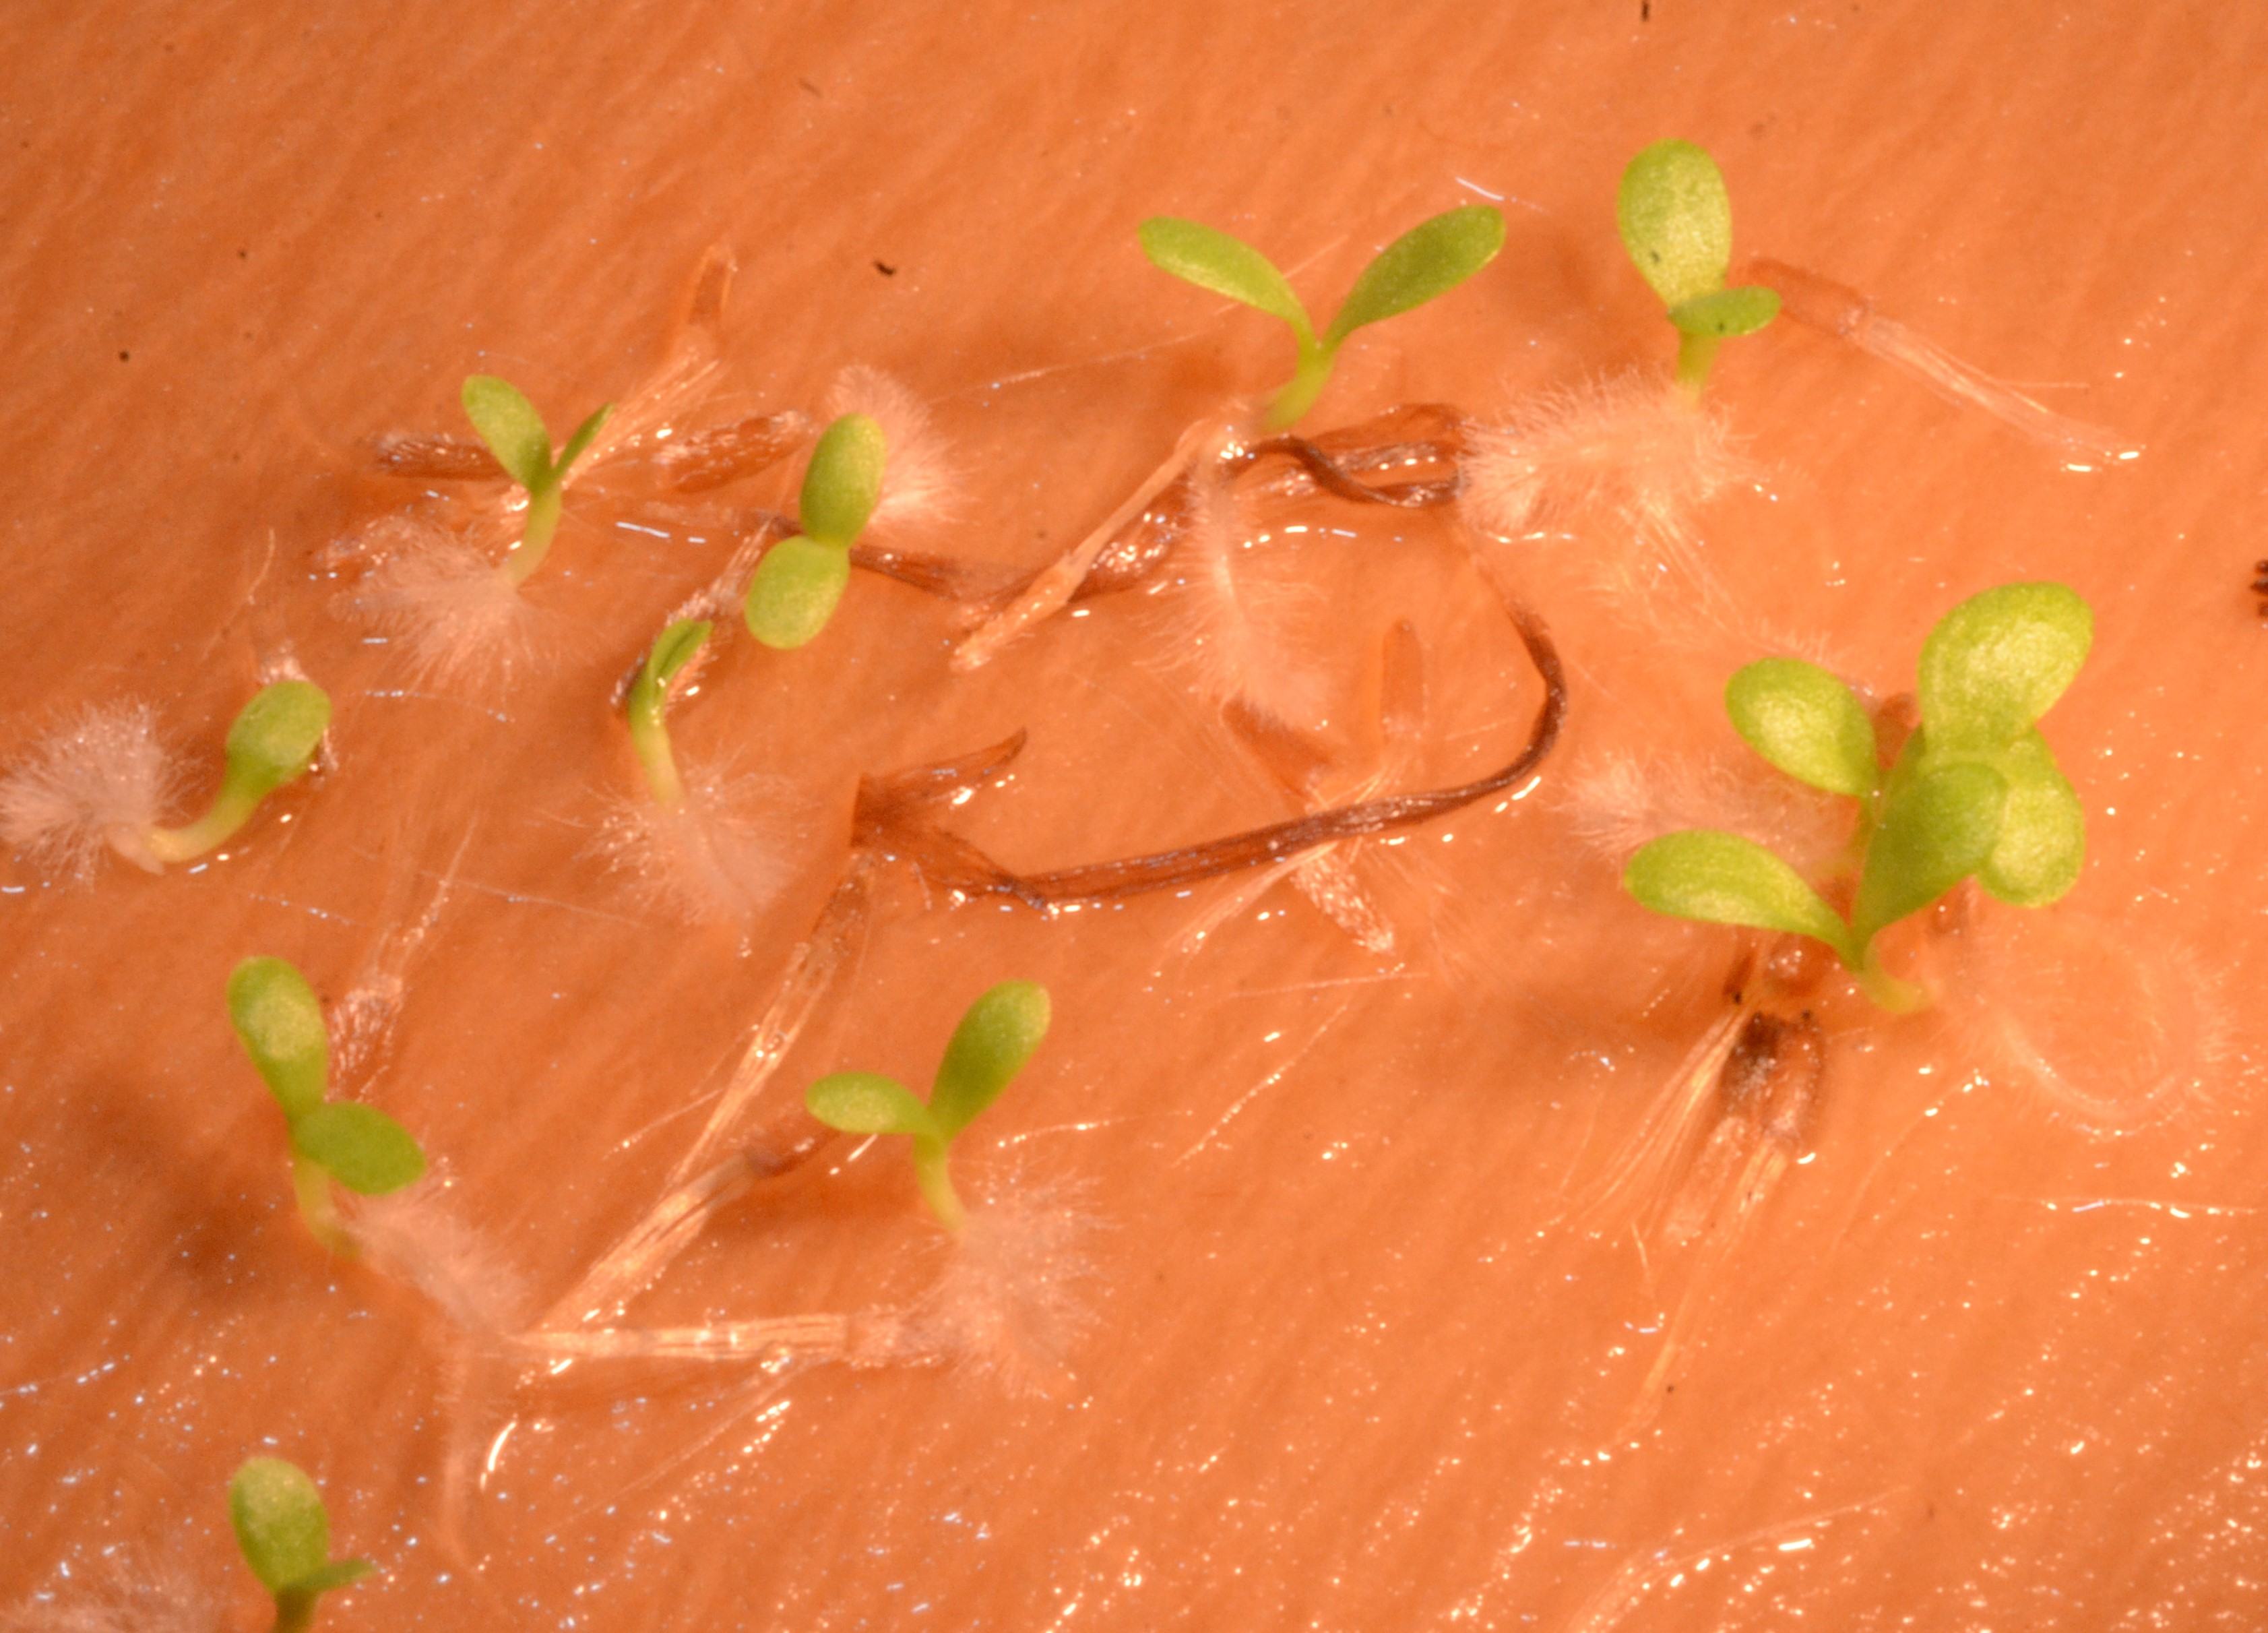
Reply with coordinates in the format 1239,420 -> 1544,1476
1617,140 -> 1780,398
228,956 -> 426,1254
135,681 -> 330,869
743,412 -> 887,650
1139,205 -> 1505,429
1624,582 -> 2093,1010
228,1456 -> 375,1633
625,617 -> 712,807
459,375 -> 615,585
805,981 -> 1051,1232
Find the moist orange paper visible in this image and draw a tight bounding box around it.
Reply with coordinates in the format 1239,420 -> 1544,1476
2,3 -> 2264,1629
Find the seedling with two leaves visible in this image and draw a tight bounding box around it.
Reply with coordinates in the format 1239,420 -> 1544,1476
1617,140 -> 1780,398
228,956 -> 426,1254
458,375 -> 615,585
228,1456 -> 375,1633
742,412 -> 889,650
1625,582 -> 2093,1010
805,981 -> 1051,1233
1139,204 -> 1506,429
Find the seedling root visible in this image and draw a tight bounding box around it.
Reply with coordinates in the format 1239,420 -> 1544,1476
1742,257 -> 2141,471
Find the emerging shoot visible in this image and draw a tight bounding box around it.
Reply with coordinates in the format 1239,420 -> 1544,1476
132,681 -> 330,870
1624,583 -> 2093,1010
460,374 -> 615,586
744,412 -> 887,650
228,1456 -> 375,1633
805,981 -> 1052,1233
228,956 -> 427,1254
1139,205 -> 1505,428
1618,141 -> 1780,398
626,617 -> 712,808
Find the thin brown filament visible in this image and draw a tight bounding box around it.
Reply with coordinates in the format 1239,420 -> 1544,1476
852,602 -> 1565,910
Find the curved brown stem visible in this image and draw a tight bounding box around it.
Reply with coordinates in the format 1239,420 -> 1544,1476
1225,403 -> 1471,509
852,600 -> 1565,910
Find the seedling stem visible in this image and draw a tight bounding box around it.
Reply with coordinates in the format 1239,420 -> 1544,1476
505,483 -> 566,586
912,1135 -> 966,1235
626,619 -> 712,808
288,1152 -> 351,1257
1674,332 -> 1723,400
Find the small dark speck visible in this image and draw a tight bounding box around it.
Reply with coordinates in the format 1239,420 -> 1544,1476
1640,0 -> 1651,18
873,259 -> 897,277
237,248 -> 248,259
117,350 -> 130,362
798,77 -> 821,97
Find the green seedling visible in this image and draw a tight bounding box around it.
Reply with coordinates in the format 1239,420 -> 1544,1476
1617,140 -> 1780,399
228,956 -> 426,1254
136,681 -> 331,867
1139,204 -> 1505,429
460,374 -> 615,586
626,617 -> 712,807
805,980 -> 1051,1233
743,412 -> 887,650
1624,582 -> 2093,1010
228,1456 -> 375,1633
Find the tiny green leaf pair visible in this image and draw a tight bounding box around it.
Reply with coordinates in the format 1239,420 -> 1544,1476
228,956 -> 425,1254
1624,583 -> 2093,1010
133,681 -> 331,870
229,1457 -> 375,1633
805,981 -> 1051,1233
743,413 -> 888,650
626,617 -> 712,808
1617,141 -> 1779,398
460,375 -> 615,586
1139,204 -> 1506,429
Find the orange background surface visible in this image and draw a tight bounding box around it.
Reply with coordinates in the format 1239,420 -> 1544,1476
4,1 -> 2266,1628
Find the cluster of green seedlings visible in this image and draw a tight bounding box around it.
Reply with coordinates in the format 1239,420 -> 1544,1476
228,1456 -> 374,1633
228,956 -> 427,1256
5,134 -> 2139,1620
1142,140 -> 1774,414
1624,582 -> 2092,1008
